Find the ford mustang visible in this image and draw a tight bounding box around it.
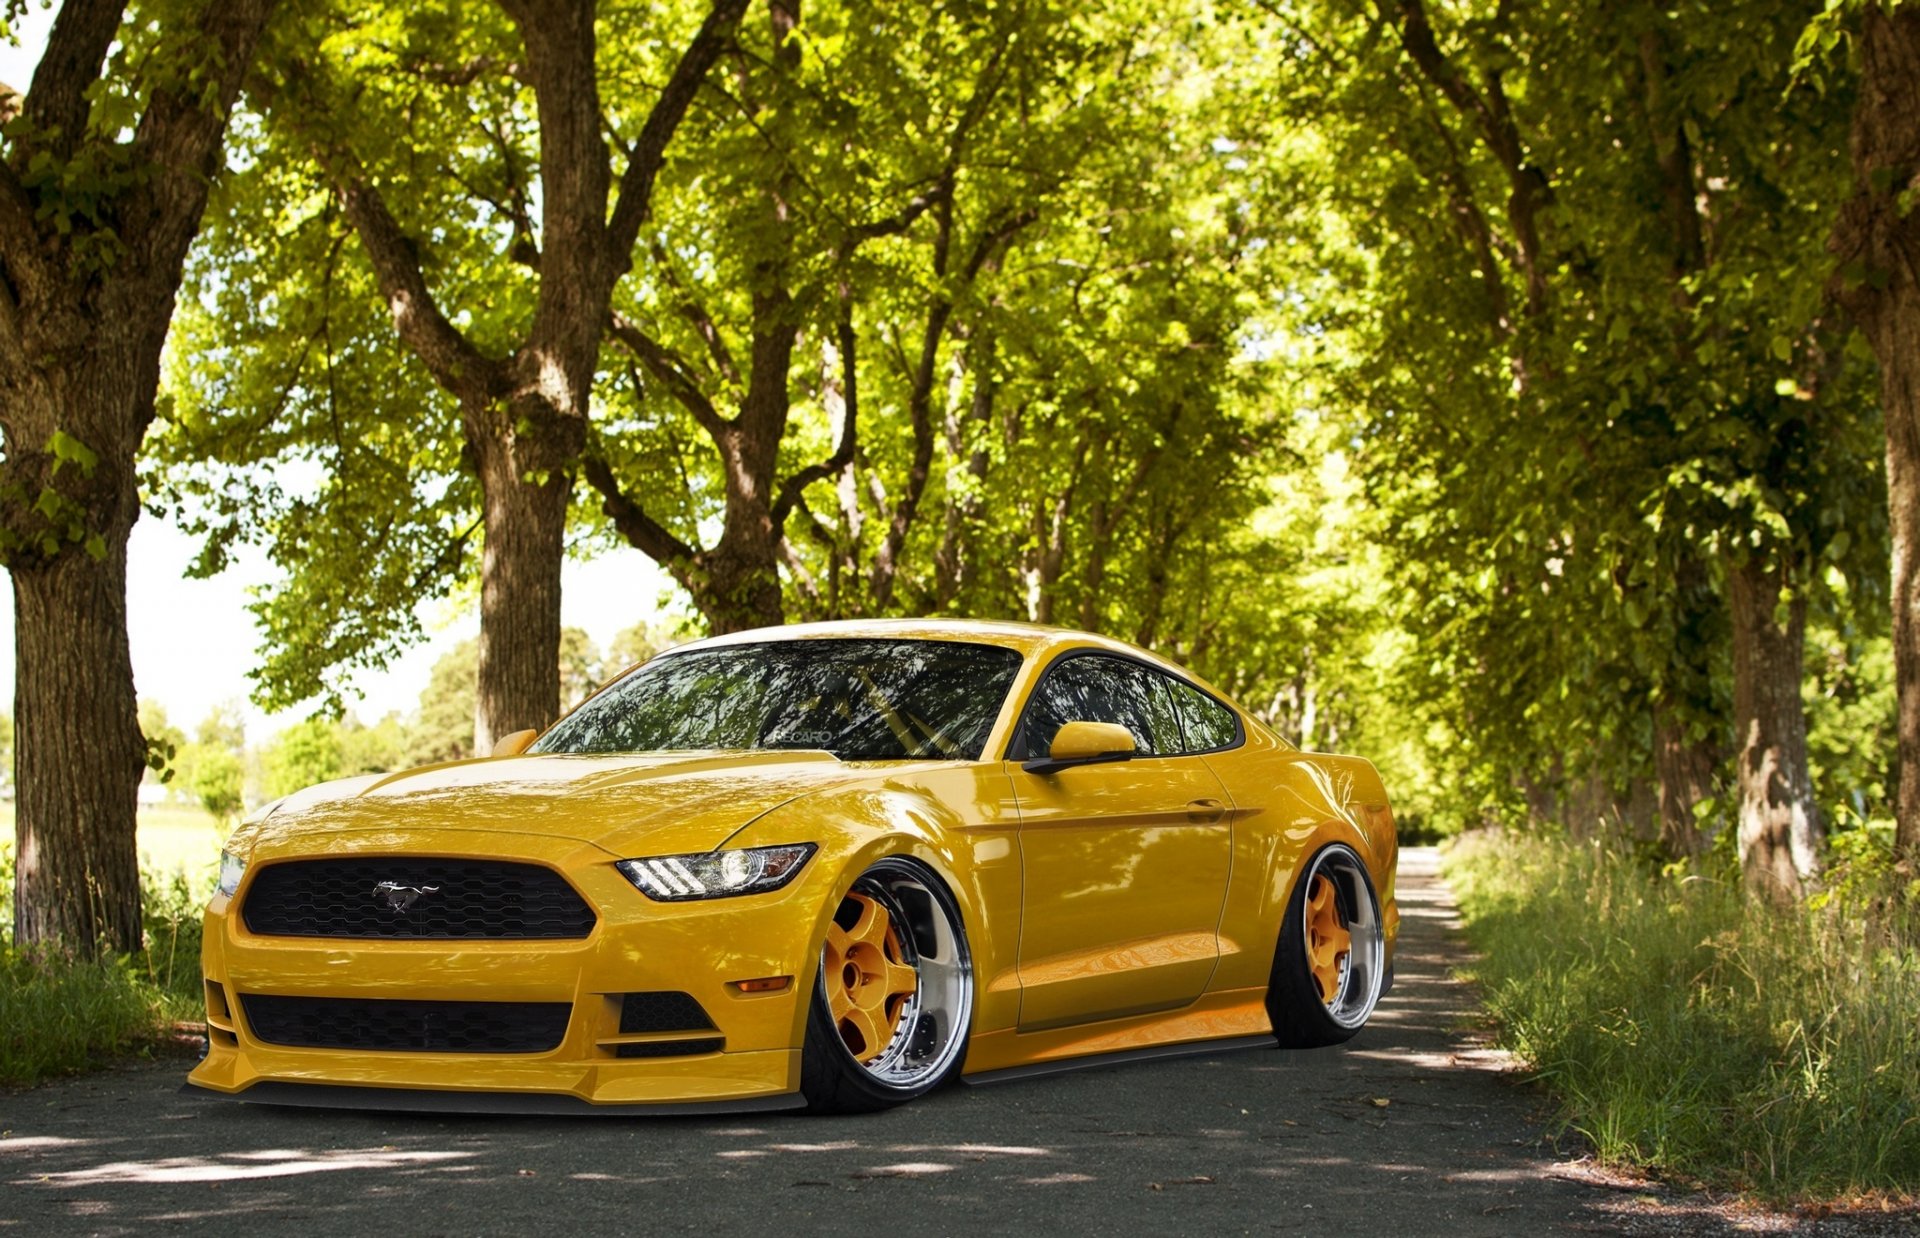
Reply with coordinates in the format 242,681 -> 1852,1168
187,620 -> 1398,1114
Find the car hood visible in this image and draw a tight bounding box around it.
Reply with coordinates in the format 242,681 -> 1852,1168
231,750 -> 861,859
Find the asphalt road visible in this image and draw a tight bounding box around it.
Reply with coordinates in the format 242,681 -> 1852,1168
2,848 -> 1909,1236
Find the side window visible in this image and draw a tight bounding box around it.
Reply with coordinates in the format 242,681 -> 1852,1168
1165,677 -> 1240,752
1021,656 -> 1182,757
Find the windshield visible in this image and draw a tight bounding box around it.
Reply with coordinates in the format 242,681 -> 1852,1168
533,638 -> 1025,761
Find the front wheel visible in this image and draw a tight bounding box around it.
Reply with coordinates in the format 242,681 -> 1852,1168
1267,842 -> 1386,1048
798,858 -> 974,1113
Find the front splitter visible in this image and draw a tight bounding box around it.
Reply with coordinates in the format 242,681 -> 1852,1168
181,1079 -> 806,1117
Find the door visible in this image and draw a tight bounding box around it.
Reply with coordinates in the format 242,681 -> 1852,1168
1007,653 -> 1233,1031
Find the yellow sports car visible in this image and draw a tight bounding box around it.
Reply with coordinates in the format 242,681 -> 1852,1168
188,620 -> 1398,1114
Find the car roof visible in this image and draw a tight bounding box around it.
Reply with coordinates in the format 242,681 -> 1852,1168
666,618 -> 1166,667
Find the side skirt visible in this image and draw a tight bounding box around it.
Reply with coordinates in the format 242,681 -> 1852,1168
963,1034 -> 1278,1087
179,1079 -> 806,1117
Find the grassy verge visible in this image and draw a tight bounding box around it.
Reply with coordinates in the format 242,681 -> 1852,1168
1,818 -> 215,1088
1442,829 -> 1920,1204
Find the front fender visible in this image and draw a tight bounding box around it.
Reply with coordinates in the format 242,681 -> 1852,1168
723,764 -> 1022,1046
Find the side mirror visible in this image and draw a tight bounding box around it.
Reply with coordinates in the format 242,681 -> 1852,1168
1023,720 -> 1136,776
491,728 -> 538,758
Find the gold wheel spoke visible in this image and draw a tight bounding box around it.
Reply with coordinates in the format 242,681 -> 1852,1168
846,895 -> 889,951
883,960 -> 918,1001
841,1005 -> 885,1060
1306,874 -> 1349,1006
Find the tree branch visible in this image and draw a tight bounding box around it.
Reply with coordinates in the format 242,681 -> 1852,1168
845,178 -> 951,246
122,0 -> 279,287
335,171 -> 504,403
771,293 -> 859,528
608,310 -> 728,439
1633,28 -> 1706,278
0,267 -> 24,372
962,206 -> 1039,282
870,206 -> 1034,605
649,240 -> 741,388
1389,0 -> 1552,318
605,0 -> 752,264
20,0 -> 121,161
581,451 -> 699,571
0,153 -> 35,277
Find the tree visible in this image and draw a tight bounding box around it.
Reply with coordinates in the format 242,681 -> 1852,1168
406,638 -> 478,767
1,0 -> 279,951
557,626 -> 602,709
189,746 -> 245,821
607,617 -> 688,669
263,717 -> 344,799
586,0 -> 1210,633
1256,0 -> 1884,895
1823,0 -> 1920,858
158,0 -> 748,753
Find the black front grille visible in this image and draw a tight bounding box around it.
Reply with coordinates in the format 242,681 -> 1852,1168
240,994 -> 572,1053
241,858 -> 596,939
619,991 -> 715,1033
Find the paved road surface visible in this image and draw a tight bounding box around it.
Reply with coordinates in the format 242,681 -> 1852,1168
2,848 -> 1907,1235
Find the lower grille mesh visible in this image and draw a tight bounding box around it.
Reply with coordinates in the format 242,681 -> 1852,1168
241,994 -> 571,1053
619,991 -> 716,1033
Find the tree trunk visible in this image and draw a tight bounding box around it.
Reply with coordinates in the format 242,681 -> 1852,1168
12,530 -> 144,952
1726,558 -> 1821,901
470,416 -> 570,754
698,541 -> 785,634
1652,706 -> 1716,858
1830,3 -> 1920,857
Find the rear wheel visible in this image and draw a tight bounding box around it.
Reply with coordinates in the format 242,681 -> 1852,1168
799,859 -> 973,1113
1267,843 -> 1385,1048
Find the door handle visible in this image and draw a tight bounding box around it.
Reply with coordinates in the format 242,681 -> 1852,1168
1187,798 -> 1227,823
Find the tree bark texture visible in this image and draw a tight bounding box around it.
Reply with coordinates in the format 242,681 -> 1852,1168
0,0 -> 277,951
12,532 -> 143,950
1727,559 -> 1821,901
1831,3 -> 1920,856
469,402 -> 575,753
1652,706 -> 1716,858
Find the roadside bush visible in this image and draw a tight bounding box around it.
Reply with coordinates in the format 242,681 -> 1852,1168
1444,829 -> 1920,1203
0,843 -> 209,1086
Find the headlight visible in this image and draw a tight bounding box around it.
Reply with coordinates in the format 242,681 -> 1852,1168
216,849 -> 248,898
616,843 -> 817,902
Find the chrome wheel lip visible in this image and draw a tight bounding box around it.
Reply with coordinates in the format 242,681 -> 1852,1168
1301,843 -> 1385,1030
819,860 -> 973,1091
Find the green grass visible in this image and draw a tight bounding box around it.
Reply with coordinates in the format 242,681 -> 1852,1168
1443,829 -> 1920,1204
0,806 -> 217,1087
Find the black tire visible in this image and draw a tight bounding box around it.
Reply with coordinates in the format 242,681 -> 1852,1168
798,858 -> 974,1114
1266,842 -> 1386,1049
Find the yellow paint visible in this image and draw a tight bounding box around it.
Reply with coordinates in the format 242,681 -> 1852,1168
1045,720 -> 1136,761
189,619 -> 1395,1109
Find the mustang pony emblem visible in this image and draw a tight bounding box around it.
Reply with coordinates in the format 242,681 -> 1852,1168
372,881 -> 441,913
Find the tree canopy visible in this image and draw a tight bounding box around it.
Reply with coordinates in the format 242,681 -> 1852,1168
7,0 -> 1917,948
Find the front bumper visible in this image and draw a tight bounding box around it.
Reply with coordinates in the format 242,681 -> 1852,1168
187,829 -> 824,1111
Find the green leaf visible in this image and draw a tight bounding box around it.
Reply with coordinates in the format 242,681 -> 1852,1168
48,429 -> 100,474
